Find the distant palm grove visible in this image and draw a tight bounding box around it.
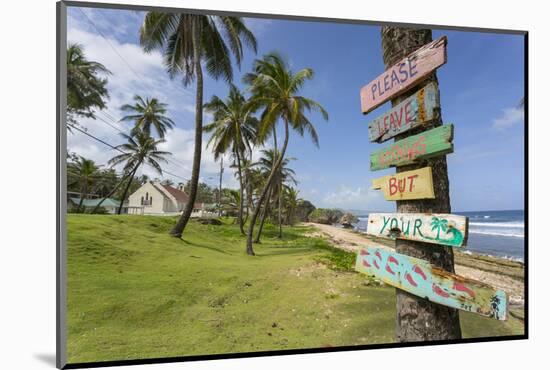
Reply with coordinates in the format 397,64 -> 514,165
67,12 -> 328,255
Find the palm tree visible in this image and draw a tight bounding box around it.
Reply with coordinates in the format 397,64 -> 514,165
430,217 -> 448,240
66,43 -> 111,126
381,26 -> 460,340
139,12 -> 257,238
203,85 -> 258,234
253,149 -> 296,242
67,156 -> 101,212
243,53 -> 328,255
120,95 -> 175,138
283,186 -> 300,225
108,132 -> 171,214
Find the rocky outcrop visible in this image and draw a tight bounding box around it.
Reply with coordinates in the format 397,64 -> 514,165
339,213 -> 358,228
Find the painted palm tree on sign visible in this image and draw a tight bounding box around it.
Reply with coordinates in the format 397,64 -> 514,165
139,12 -> 257,238
430,216 -> 448,241
243,52 -> 328,255
67,156 -> 101,212
120,95 -> 175,138
108,132 -> 171,214
66,43 -> 111,126
203,84 -> 258,234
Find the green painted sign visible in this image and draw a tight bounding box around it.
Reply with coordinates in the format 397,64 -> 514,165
370,124 -> 454,171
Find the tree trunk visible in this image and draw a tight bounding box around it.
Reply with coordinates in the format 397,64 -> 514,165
245,120 -> 290,255
278,176 -> 283,238
381,26 -> 462,342
170,22 -> 203,238
91,170 -> 133,214
117,164 -> 139,215
236,149 -> 245,235
77,182 -> 87,213
254,184 -> 272,243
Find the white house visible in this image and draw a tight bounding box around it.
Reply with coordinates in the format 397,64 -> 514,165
127,181 -> 205,216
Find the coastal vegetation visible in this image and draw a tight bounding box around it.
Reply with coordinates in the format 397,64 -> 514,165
66,215 -> 524,363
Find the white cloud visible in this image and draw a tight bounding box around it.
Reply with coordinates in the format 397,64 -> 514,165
320,185 -> 391,211
492,106 -> 524,130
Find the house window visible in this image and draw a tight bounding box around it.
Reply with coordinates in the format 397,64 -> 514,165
141,196 -> 144,205
150,196 -> 152,205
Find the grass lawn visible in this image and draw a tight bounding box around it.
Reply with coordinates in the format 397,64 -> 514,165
66,215 -> 524,363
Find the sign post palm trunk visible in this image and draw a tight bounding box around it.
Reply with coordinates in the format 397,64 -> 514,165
380,27 -> 462,341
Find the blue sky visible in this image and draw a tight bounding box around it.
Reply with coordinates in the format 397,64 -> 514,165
67,6 -> 525,212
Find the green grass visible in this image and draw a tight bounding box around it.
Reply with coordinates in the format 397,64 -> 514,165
67,215 -> 524,363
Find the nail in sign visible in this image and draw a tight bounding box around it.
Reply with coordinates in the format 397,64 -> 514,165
372,167 -> 434,201
355,247 -> 507,320
360,36 -> 447,115
366,212 -> 468,248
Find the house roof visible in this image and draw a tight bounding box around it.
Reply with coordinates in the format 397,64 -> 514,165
160,184 -> 190,203
69,197 -> 121,207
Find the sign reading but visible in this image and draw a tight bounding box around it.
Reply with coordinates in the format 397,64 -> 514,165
370,125 -> 454,171
355,247 -> 508,320
366,212 -> 469,248
360,36 -> 447,115
372,167 -> 434,201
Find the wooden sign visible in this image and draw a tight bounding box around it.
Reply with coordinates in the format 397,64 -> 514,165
367,83 -> 440,143
370,125 -> 454,171
372,167 -> 435,201
360,36 -> 447,115
366,213 -> 468,248
355,247 -> 507,320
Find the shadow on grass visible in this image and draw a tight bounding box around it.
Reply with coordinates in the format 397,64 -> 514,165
180,239 -> 233,255
256,246 -> 317,257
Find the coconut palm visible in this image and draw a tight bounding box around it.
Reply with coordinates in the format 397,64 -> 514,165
66,43 -> 111,125
381,26 -> 460,340
203,84 -> 258,234
67,156 -> 101,212
243,53 -> 328,254
108,132 -> 171,214
120,95 -> 175,138
283,186 -> 300,225
253,149 -> 296,243
139,12 -> 257,238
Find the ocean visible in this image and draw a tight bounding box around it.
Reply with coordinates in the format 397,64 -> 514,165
354,210 -> 525,262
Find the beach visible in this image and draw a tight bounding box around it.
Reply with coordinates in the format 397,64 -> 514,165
304,222 -> 525,308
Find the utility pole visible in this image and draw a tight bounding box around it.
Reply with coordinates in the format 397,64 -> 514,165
218,156 -> 224,217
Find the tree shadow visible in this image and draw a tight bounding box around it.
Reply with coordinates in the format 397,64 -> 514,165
256,246 -> 315,257
179,238 -> 232,255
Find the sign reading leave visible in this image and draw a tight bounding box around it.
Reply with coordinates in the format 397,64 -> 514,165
367,83 -> 440,143
360,36 -> 447,115
372,167 -> 435,201
366,212 -> 468,248
355,247 -> 507,320
370,124 -> 454,171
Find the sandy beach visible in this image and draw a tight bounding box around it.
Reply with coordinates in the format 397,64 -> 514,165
304,222 -> 525,308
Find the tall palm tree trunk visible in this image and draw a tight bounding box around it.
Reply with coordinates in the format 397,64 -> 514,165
235,149 -> 245,235
245,119 -> 290,255
170,23 -> 203,238
91,170 -> 133,214
117,164 -> 140,214
272,127 -> 283,238
254,185 -> 272,243
381,26 -> 461,341
277,176 -> 283,238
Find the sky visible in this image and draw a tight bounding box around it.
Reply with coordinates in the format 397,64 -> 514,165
66,6 -> 525,213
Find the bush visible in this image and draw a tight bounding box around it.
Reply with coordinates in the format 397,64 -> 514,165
308,208 -> 344,225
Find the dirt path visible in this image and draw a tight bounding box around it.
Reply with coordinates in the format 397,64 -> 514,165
304,222 -> 524,307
